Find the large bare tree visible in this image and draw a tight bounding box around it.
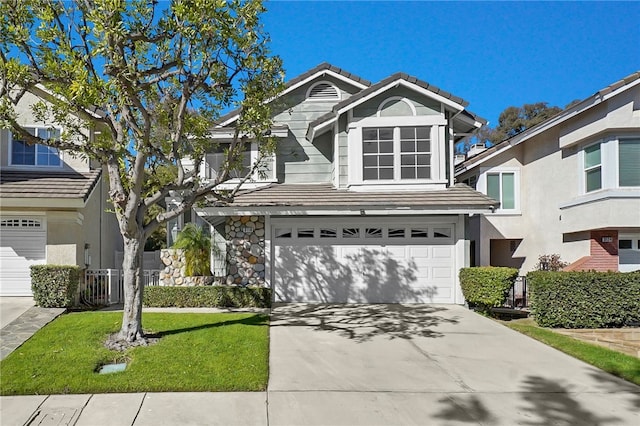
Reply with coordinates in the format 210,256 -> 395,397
0,0 -> 284,344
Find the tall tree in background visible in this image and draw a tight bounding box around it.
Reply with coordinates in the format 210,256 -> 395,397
0,0 -> 284,344
458,102 -> 562,153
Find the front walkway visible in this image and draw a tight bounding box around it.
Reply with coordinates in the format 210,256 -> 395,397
0,306 -> 66,361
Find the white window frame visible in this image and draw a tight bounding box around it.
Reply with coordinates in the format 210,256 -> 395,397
305,81 -> 341,102
347,115 -> 448,190
582,141 -> 603,193
203,142 -> 276,188
8,126 -> 63,169
576,136 -> 640,198
477,167 -> 521,214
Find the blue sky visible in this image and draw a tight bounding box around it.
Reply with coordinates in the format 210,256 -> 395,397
262,1 -> 640,127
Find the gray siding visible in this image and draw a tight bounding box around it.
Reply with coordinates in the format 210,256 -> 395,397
274,77 -> 361,184
352,87 -> 441,119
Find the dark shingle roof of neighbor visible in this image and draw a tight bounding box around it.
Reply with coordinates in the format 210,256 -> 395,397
307,72 -> 488,133
215,62 -> 372,125
210,183 -> 498,210
0,169 -> 101,201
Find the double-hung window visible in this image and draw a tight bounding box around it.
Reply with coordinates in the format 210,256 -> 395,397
10,127 -> 61,167
362,126 -> 431,181
486,171 -> 516,210
583,143 -> 602,192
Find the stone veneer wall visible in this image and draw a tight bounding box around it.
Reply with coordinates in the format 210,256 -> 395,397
225,215 -> 265,286
160,249 -> 215,286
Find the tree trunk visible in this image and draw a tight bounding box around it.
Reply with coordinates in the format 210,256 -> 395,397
118,235 -> 145,342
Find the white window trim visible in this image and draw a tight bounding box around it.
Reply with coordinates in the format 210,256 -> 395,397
577,136 -> 639,197
305,81 -> 341,101
377,96 -> 417,117
203,142 -> 277,189
477,167 -> 521,215
347,115 -> 448,190
8,126 -> 63,169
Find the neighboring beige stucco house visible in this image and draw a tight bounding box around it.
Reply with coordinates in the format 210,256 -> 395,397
0,89 -> 122,296
456,71 -> 640,273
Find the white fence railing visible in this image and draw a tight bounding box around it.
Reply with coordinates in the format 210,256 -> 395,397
81,269 -> 161,306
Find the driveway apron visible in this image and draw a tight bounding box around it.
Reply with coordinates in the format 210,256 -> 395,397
268,303 -> 640,426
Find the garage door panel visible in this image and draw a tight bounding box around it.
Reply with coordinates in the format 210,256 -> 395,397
0,221 -> 46,296
272,219 -> 457,304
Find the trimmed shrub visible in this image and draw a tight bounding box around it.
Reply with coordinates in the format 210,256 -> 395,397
30,265 -> 80,308
528,271 -> 640,328
459,267 -> 519,313
143,286 -> 271,308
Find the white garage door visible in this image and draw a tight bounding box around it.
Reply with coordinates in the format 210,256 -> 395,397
0,218 -> 46,296
272,218 -> 456,304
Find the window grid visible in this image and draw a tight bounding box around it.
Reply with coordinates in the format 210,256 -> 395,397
11,127 -> 61,167
362,126 -> 431,181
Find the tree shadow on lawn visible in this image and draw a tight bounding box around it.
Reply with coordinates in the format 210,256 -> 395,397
146,314 -> 268,337
432,372 -> 636,425
270,304 -> 459,343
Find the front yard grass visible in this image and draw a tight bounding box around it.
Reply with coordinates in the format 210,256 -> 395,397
0,311 -> 269,395
504,318 -> 640,386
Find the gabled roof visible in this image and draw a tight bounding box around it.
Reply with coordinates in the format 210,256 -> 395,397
306,72 -> 487,141
203,183 -> 498,213
0,169 -> 102,208
215,62 -> 371,126
457,70 -> 640,173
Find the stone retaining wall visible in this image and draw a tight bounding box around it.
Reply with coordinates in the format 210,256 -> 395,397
225,215 -> 265,286
159,249 -> 215,286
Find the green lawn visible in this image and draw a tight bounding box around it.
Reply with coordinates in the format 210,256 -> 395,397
504,318 -> 640,386
0,311 -> 269,395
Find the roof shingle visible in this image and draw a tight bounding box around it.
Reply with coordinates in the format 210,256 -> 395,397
0,169 -> 101,201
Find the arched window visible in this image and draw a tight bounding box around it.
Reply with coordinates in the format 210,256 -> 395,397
377,97 -> 416,117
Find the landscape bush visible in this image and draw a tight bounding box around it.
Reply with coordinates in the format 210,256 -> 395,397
30,265 -> 80,308
459,266 -> 519,313
143,285 -> 271,308
527,271 -> 640,328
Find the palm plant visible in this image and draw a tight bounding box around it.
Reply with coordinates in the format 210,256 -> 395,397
172,223 -> 212,276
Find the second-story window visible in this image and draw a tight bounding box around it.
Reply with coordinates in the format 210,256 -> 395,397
487,171 -> 516,210
362,126 -> 431,181
584,142 -> 602,193
619,139 -> 640,187
10,127 -> 61,167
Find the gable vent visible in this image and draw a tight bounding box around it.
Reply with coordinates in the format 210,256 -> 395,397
307,82 -> 339,100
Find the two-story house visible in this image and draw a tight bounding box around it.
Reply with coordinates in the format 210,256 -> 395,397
0,87 -> 122,296
456,71 -> 640,273
191,63 -> 498,304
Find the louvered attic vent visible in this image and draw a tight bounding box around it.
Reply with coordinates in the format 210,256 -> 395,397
307,82 -> 339,100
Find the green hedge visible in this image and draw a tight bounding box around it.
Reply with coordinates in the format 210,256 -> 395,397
143,286 -> 271,308
459,267 -> 519,313
30,265 -> 80,308
528,271 -> 640,328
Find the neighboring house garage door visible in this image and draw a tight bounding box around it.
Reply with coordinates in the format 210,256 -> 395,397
0,218 -> 46,296
272,218 -> 456,304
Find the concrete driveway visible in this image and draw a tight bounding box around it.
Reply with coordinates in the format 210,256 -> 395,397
0,297 -> 34,329
268,304 -> 640,426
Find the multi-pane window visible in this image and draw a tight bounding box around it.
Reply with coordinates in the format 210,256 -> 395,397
619,139 -> 640,187
362,127 -> 394,180
362,126 -> 431,181
584,143 -> 602,192
11,127 -> 61,167
400,127 -> 431,179
487,172 -> 516,210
